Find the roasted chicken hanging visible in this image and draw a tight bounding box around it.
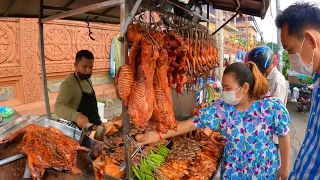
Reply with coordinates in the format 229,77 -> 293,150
127,65 -> 153,129
150,49 -> 177,133
0,124 -> 88,180
127,24 -> 145,75
127,37 -> 158,129
115,65 -> 134,106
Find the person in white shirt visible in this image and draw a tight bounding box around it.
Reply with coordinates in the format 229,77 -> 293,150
247,46 -> 288,105
247,46 -> 289,149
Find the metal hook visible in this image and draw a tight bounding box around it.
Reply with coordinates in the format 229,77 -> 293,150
138,23 -> 160,50
85,16 -> 95,41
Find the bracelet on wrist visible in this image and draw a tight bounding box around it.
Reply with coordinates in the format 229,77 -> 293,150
158,132 -> 163,140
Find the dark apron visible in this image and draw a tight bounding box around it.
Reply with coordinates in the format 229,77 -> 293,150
74,74 -> 101,126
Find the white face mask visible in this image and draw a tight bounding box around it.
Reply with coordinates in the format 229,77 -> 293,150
288,37 -> 315,76
222,87 -> 244,105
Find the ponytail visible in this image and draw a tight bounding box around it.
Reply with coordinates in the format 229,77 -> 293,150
247,62 -> 269,99
223,62 -> 269,100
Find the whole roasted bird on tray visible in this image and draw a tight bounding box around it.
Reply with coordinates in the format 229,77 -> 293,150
0,124 -> 88,180
116,24 -> 218,133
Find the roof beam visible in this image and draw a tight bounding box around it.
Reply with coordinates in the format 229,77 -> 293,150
4,0 -> 19,17
212,11 -> 239,35
51,0 -> 88,19
164,0 -> 210,23
41,0 -> 124,23
64,0 -> 77,8
91,6 -> 117,21
43,6 -> 119,20
119,0 -> 142,39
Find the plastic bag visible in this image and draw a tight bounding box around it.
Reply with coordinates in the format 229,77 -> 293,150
0,106 -> 14,118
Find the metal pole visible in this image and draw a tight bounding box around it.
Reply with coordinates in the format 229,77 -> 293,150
215,9 -> 224,81
276,0 -> 283,73
207,4 -> 210,29
246,15 -> 249,51
215,9 -> 219,78
119,0 -> 142,39
212,12 -> 238,36
39,0 -> 52,119
205,4 -> 210,103
234,13 -> 236,28
120,1 -> 132,179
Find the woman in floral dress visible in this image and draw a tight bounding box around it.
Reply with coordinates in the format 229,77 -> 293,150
137,62 -> 290,180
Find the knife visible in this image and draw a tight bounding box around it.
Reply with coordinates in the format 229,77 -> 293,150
23,161 -> 31,179
94,126 -> 106,141
0,153 -> 26,166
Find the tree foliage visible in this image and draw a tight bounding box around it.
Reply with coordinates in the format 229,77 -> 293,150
266,42 -> 277,54
282,50 -> 291,79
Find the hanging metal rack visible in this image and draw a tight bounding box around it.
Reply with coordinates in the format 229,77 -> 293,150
118,2 -> 217,179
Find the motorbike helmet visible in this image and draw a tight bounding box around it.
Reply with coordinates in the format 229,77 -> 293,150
247,46 -> 273,73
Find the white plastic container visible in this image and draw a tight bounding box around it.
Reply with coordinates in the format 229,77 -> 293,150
97,102 -> 107,122
292,87 -> 299,100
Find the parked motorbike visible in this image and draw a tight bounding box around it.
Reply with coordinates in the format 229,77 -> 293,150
296,85 -> 313,112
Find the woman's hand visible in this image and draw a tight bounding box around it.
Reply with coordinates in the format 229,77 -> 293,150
135,131 -> 161,146
276,166 -> 289,180
278,134 -> 290,180
135,119 -> 198,146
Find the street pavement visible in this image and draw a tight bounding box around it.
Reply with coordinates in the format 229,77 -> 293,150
286,101 -> 309,171
104,98 -> 122,120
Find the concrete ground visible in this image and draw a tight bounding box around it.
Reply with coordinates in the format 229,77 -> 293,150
104,98 -> 122,120
287,101 -> 309,171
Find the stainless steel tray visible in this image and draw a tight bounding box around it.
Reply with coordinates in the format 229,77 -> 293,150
0,114 -> 39,136
0,115 -> 82,141
0,115 -> 94,180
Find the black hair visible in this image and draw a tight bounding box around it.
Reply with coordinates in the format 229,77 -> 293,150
76,50 -> 94,62
275,2 -> 320,38
224,63 -> 254,90
223,62 -> 268,99
247,46 -> 273,73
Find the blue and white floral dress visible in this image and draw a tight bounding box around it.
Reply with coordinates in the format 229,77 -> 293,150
192,97 -> 290,180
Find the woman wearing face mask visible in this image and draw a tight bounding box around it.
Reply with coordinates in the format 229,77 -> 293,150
137,62 -> 291,180
54,50 -> 101,128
